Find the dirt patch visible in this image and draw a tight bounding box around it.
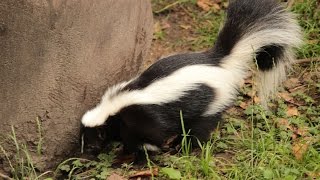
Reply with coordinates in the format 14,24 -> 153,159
144,2 -> 213,68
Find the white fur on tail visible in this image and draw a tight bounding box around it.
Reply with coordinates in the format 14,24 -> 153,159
221,15 -> 302,106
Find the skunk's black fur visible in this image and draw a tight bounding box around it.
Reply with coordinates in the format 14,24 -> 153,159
80,0 -> 302,158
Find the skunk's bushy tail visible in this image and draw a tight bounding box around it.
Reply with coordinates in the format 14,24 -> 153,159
214,0 -> 302,105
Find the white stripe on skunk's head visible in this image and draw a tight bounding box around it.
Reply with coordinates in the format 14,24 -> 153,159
81,81 -> 133,127
81,105 -> 108,127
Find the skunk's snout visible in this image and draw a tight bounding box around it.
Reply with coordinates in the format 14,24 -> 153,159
80,125 -> 108,155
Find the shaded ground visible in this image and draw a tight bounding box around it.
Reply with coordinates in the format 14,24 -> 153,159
145,0 -> 227,67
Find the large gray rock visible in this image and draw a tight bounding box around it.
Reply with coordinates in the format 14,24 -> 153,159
0,0 -> 153,171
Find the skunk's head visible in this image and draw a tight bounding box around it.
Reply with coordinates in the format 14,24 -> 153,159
81,81 -> 133,128
80,115 -> 122,154
80,124 -> 108,154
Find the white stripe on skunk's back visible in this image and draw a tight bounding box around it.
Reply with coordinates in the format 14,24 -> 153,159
81,64 -> 246,127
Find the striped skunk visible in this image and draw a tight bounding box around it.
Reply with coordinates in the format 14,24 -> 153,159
80,0 -> 302,157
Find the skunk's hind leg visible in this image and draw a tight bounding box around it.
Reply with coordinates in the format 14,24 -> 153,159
188,113 -> 222,145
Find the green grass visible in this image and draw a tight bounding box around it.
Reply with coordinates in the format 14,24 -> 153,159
152,0 -> 226,51
291,0 -> 320,59
180,110 -> 192,157
144,145 -> 155,180
0,125 -> 53,179
1,0 -> 319,179
219,103 -> 320,179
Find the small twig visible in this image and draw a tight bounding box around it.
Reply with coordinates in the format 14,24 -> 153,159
37,171 -> 54,179
280,96 -> 304,107
154,0 -> 186,14
73,168 -> 96,179
295,57 -> 320,64
180,5 -> 193,18
0,172 -> 13,180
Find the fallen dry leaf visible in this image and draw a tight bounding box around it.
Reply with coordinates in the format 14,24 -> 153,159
292,137 -> 312,160
247,89 -> 257,98
308,39 -> 319,44
286,106 -> 299,117
186,36 -> 197,41
278,92 -> 294,102
276,118 -> 293,131
153,21 -> 162,34
288,85 -> 306,93
291,126 -> 307,140
108,173 -> 127,180
222,1 -> 229,8
225,107 -> 241,115
283,78 -> 301,90
161,20 -> 171,29
307,171 -> 320,179
239,79 -> 246,88
129,168 -> 159,179
197,0 -> 211,11
292,133 -> 297,140
153,20 -> 171,33
212,3 -> 221,10
253,96 -> 260,103
180,24 -> 191,29
244,78 -> 253,84
239,101 -> 249,109
296,126 -> 309,136
197,0 -> 221,11
302,73 -> 313,83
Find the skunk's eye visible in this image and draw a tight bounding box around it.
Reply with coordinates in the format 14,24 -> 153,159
98,132 -> 103,140
97,130 -> 107,140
